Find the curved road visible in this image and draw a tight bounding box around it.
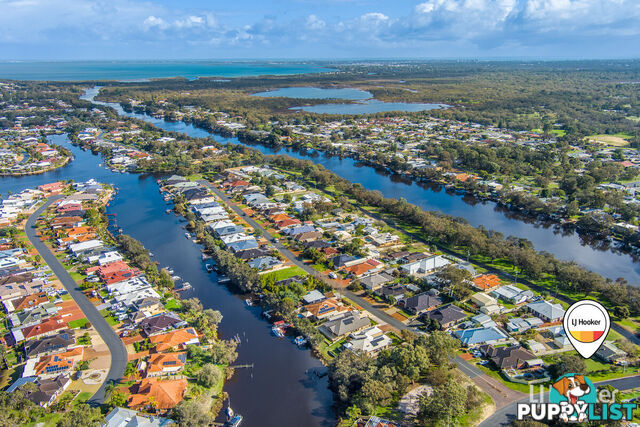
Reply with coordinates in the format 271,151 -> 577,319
26,196 -> 127,404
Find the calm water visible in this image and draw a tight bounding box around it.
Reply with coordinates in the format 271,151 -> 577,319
252,87 -> 373,100
252,86 -> 446,114
83,88 -> 640,284
0,61 -> 333,81
292,99 -> 448,114
0,136 -> 335,427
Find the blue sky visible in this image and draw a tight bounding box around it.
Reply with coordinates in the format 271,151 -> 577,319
1,0 -> 639,59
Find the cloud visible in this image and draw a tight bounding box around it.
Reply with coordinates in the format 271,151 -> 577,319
0,0 -> 639,58
306,14 -> 326,30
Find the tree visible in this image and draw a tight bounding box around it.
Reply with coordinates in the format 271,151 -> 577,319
196,363 -> 222,388
107,390 -> 128,409
56,403 -> 103,427
419,331 -> 458,367
209,339 -> 238,365
172,399 -> 212,427
418,378 -> 467,425
613,306 -> 630,319
549,354 -> 586,378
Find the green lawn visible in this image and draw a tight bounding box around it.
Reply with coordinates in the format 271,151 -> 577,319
69,272 -> 85,282
68,318 -> 89,329
474,363 -> 535,393
74,391 -> 92,404
60,293 -> 72,301
263,266 -> 306,282
165,298 -> 182,311
99,309 -> 118,326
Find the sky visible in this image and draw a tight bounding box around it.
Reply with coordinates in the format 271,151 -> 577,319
1,0 -> 640,60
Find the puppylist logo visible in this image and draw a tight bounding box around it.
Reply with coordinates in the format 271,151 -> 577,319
517,373 -> 638,422
517,300 -> 638,422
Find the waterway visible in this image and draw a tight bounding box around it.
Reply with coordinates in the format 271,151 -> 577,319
82,87 -> 640,284
0,136 -> 336,427
251,86 -> 447,114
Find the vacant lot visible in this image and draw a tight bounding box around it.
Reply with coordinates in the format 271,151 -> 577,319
587,134 -> 630,147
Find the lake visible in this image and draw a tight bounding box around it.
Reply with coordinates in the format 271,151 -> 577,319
0,61 -> 334,81
251,86 -> 447,114
0,136 -> 336,427
83,88 -> 640,284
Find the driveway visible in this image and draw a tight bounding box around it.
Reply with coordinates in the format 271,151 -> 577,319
25,196 -> 127,405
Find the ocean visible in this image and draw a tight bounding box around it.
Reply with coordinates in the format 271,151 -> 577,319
0,61 -> 334,81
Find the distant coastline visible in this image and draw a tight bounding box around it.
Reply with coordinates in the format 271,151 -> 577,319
0,60 -> 335,81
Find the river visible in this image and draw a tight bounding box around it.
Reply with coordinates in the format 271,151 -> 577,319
1,136 -> 336,427
81,87 -> 640,284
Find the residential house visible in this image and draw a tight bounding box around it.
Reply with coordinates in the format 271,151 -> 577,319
526,300 -> 566,322
103,407 -> 175,427
506,317 -> 544,333
318,311 -> 371,341
595,341 -> 627,363
302,289 -> 325,305
424,304 -> 467,329
14,316 -> 68,342
400,255 -> 450,275
344,326 -> 392,355
479,345 -> 538,370
24,329 -> 75,359
490,285 -> 534,304
303,298 -> 347,321
360,272 -> 394,291
7,375 -> 70,408
146,352 -> 187,377
247,256 -> 282,270
402,293 -> 442,315
3,291 -> 49,313
455,326 -> 509,347
127,378 -> 187,412
29,347 -> 83,379
472,274 -> 501,291
139,312 -> 187,336
149,328 -> 200,352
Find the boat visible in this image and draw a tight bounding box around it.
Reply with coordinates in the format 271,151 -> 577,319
294,336 -> 308,347
179,282 -> 192,291
218,275 -> 230,284
171,275 -> 181,281
206,264 -> 213,273
272,325 -> 285,338
245,299 -> 253,306
184,232 -> 191,239
226,415 -> 243,427
164,267 -> 174,274
165,209 -> 171,214
272,320 -> 288,338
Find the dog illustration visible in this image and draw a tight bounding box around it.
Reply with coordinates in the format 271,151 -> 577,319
552,375 -> 590,422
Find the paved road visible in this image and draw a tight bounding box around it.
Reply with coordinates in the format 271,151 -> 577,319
479,374 -> 640,426
26,196 -> 127,405
200,180 -> 524,408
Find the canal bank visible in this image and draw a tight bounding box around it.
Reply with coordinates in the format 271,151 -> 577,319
83,87 -> 640,284
1,137 -> 336,427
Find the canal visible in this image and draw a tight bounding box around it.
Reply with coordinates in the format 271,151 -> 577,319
82,87 -> 640,284
1,136 -> 336,427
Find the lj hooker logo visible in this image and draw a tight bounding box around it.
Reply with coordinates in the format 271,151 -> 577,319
517,373 -> 638,422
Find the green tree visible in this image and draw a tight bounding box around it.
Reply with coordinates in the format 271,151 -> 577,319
196,363 -> 222,388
